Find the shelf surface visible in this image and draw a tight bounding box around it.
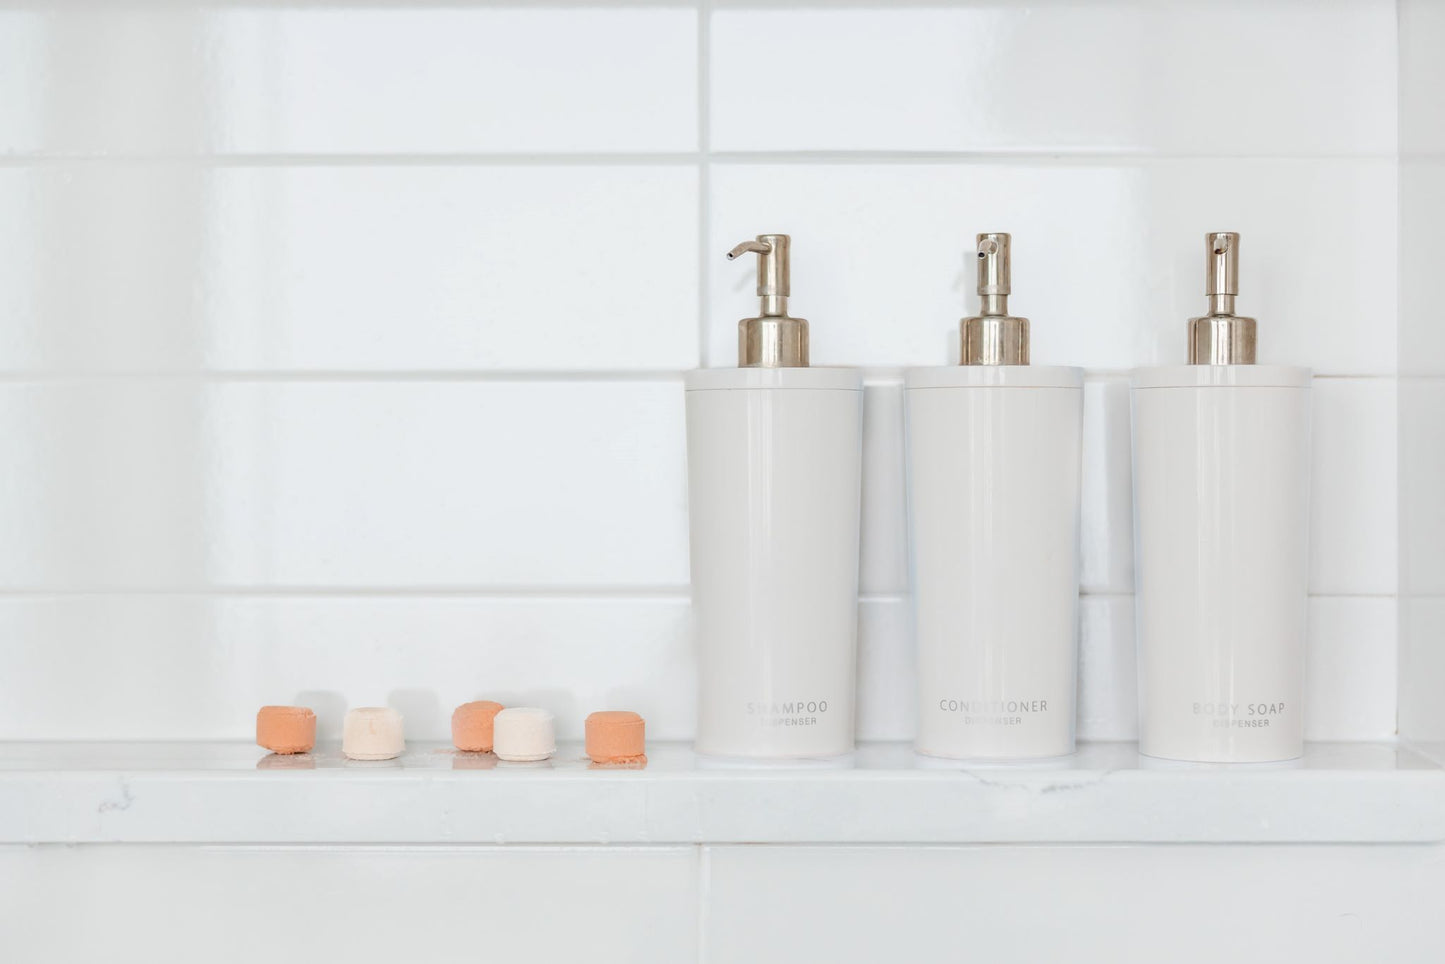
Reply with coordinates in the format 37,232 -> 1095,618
1,740 -> 1441,845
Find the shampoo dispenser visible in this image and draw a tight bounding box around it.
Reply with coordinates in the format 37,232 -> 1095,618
1132,232 -> 1310,763
686,234 -> 863,758
905,233 -> 1084,760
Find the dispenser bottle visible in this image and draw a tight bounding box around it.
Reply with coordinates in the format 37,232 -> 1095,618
686,234 -> 863,758
905,233 -> 1084,760
1133,233 -> 1311,762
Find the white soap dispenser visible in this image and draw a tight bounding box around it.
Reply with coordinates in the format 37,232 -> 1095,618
1133,232 -> 1311,763
905,233 -> 1084,760
686,234 -> 863,759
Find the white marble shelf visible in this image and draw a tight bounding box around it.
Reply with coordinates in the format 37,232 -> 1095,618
1,741 -> 1441,845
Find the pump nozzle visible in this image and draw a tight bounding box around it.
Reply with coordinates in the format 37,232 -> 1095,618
961,232 -> 1029,365
728,233 -> 808,368
726,240 -> 770,260
1188,231 -> 1257,365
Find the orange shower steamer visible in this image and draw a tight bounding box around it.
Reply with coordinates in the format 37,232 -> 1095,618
256,706 -> 316,754
585,710 -> 646,764
452,700 -> 505,752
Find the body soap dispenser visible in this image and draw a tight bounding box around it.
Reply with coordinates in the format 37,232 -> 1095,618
1133,233 -> 1310,763
686,234 -> 863,759
905,233 -> 1084,760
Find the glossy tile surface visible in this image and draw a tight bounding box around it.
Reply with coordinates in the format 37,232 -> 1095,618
0,845 -> 700,963
0,6 -> 698,155
858,374 -> 908,595
1400,0 -> 1445,157
1400,378 -> 1445,597
0,165 -> 699,372
1081,377 -> 1134,593
1397,0 -> 1445,748
705,844 -> 1445,963
0,381 -> 689,588
1398,160 -> 1445,374
711,3 -> 1395,155
1400,597 -> 1445,747
1309,378 -> 1398,595
1305,597 -> 1398,741
1077,596 -> 1137,742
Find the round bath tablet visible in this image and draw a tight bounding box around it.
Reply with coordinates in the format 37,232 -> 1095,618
492,707 -> 556,762
256,705 -> 316,754
342,707 -> 405,761
451,700 -> 505,752
585,710 -> 646,764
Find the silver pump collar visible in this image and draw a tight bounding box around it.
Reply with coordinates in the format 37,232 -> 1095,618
1187,231 -> 1257,365
961,232 -> 1029,365
728,233 -> 808,368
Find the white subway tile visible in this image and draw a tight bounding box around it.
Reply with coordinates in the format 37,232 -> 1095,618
708,160 -> 1396,375
0,166 -> 211,373
1400,596 -> 1445,747
0,595 -> 693,742
1078,595 -> 1137,742
1401,378 -> 1445,596
1305,597 -> 1397,741
0,380 -> 689,589
1310,379 -> 1397,596
0,845 -> 698,964
859,373 -> 907,594
711,2 -> 1395,155
705,844 -> 1445,963
1400,160 -> 1445,376
1081,377 -> 1134,594
1401,0 -> 1445,157
0,12 -> 42,152
0,7 -> 215,156
0,7 -> 697,154
856,596 -> 912,743
0,165 -> 698,372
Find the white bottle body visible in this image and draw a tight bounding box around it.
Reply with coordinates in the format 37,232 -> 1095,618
905,366 -> 1084,760
1132,365 -> 1311,762
685,367 -> 863,758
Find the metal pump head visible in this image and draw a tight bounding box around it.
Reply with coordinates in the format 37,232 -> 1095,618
728,233 -> 808,367
961,232 -> 1029,365
1187,231 -> 1257,365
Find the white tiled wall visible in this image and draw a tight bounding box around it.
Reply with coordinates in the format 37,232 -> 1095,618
1397,0 -> 1445,751
704,844 -> 1445,962
0,0 -> 1407,745
0,845 -> 703,963
708,4 -> 1395,156
5,843 -> 1444,963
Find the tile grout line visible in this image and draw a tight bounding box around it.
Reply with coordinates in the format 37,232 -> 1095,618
0,589 -> 1398,601
0,370 -> 691,384
0,371 -> 1401,384
0,587 -> 695,600
704,150 -> 1401,165
0,152 -> 1399,167
696,844 -> 711,964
